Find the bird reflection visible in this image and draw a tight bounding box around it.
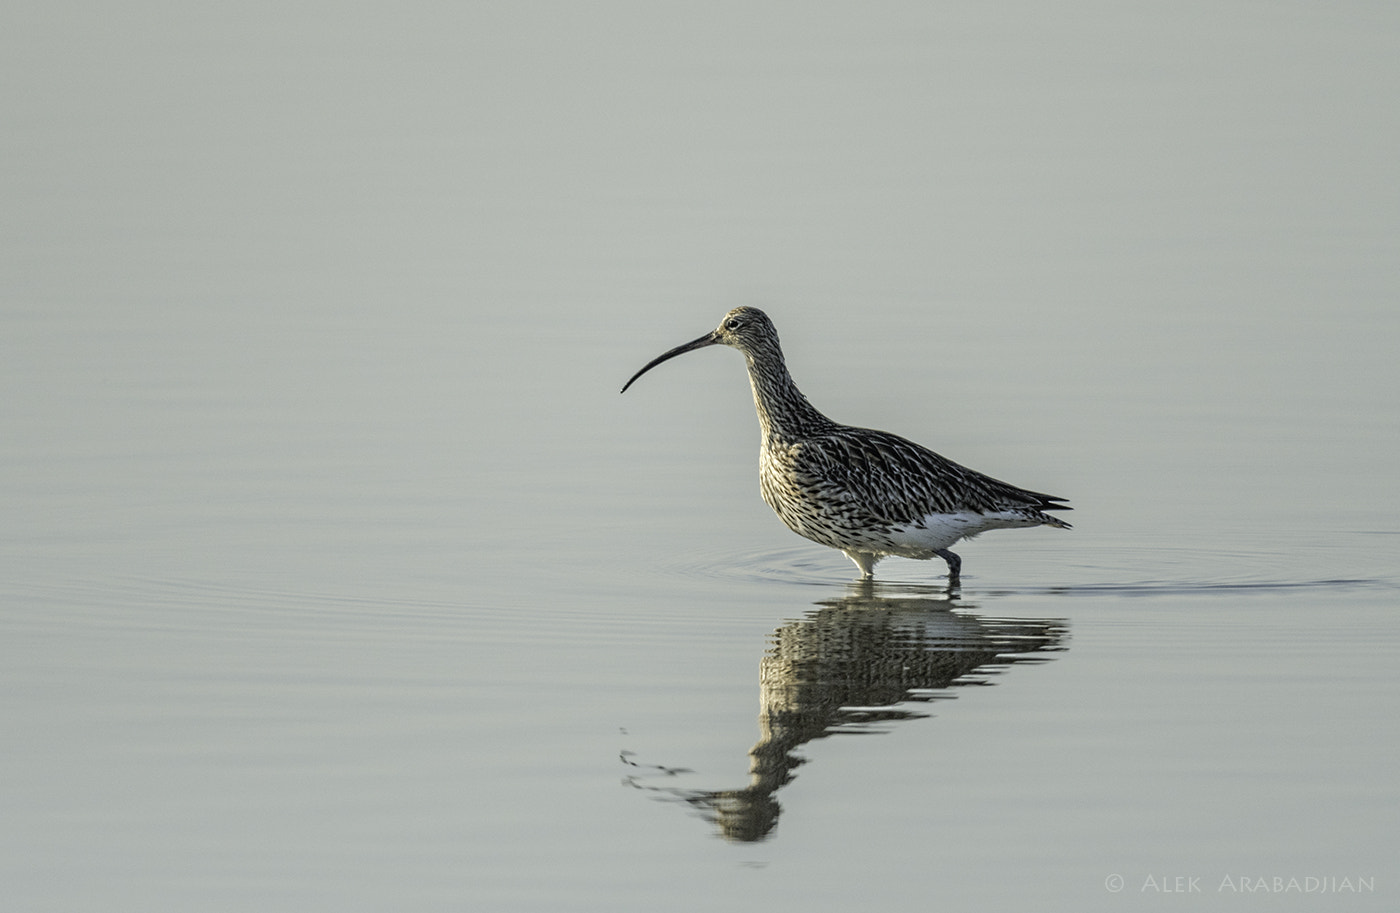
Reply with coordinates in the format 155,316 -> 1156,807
623,583 -> 1067,842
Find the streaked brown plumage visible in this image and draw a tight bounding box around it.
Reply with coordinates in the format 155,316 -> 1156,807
622,307 -> 1070,585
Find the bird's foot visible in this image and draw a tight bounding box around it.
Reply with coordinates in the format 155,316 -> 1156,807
934,548 -> 962,592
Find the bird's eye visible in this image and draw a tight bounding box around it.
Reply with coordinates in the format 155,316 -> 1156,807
725,318 -> 741,331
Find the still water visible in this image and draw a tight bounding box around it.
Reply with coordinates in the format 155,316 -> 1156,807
3,3 -> 1398,910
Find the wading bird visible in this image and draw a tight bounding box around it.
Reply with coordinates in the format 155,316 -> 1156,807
622,307 -> 1070,586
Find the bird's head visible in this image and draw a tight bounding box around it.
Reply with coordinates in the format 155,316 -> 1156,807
620,307 -> 780,393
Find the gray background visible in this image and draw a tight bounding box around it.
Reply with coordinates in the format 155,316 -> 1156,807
4,3 -> 1396,910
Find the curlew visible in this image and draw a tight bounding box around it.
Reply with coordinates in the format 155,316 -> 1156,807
621,307 -> 1070,586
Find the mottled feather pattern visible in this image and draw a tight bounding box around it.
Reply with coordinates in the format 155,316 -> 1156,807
789,427 -> 1071,527
744,332 -> 1069,536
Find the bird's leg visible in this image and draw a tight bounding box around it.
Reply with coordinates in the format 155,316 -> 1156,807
844,550 -> 879,580
934,549 -> 961,587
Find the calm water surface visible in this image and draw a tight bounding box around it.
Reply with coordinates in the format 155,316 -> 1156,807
3,3 -> 1398,910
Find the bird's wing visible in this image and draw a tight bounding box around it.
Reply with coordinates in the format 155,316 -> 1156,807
791,426 -> 1070,525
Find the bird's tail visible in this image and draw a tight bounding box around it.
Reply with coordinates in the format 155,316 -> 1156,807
1031,493 -> 1072,529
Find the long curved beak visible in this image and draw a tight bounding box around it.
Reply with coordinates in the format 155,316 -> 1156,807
620,331 -> 720,393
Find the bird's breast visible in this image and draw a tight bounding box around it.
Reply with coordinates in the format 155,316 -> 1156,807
758,439 -> 878,548
758,439 -> 801,516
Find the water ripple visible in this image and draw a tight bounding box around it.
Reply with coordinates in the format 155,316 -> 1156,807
667,543 -> 1399,598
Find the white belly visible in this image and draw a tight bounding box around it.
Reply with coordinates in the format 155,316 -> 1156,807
880,510 -> 1045,558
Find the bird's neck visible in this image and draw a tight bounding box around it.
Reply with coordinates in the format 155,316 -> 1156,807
743,347 -> 832,442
